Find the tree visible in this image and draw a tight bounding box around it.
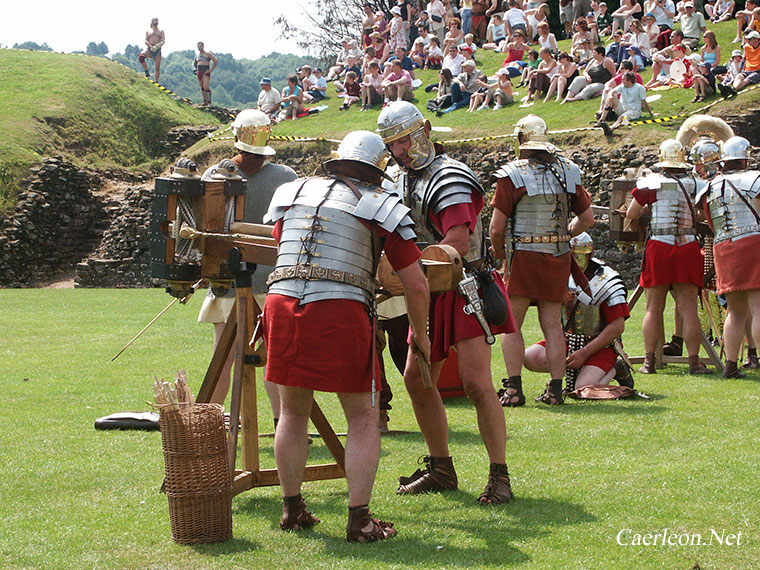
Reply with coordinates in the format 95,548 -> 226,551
13,41 -> 53,52
275,1 -> 396,62
86,41 -> 109,56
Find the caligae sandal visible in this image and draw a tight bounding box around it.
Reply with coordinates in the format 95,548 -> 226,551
478,463 -> 513,505
498,377 -> 526,407
534,379 -> 564,405
346,506 -> 397,543
280,494 -> 320,531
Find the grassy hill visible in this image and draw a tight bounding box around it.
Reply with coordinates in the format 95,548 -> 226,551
0,49 -> 221,212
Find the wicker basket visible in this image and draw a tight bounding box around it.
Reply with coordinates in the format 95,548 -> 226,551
159,403 -> 232,544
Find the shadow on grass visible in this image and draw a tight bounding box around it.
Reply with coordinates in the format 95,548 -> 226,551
190,536 -> 260,555
537,399 -> 669,416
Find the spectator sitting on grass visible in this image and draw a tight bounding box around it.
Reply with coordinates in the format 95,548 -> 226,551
595,59 -> 643,115
526,46 -> 559,101
410,37 -> 427,68
707,0 -> 735,24
534,21 -> 559,55
690,59 -> 716,101
732,0 -> 758,43
444,17 -> 465,52
545,51 -> 579,102
304,67 -> 327,102
361,59 -> 385,110
728,30 -> 760,92
467,72 -> 494,111
717,48 -> 745,95
426,68 -> 454,112
437,59 -> 484,114
700,30 -> 721,69
382,59 -> 414,103
369,31 -> 391,66
483,14 -> 507,49
476,67 -> 515,110
442,44 -> 466,75
426,36 -> 444,68
645,29 -> 691,87
278,73 -> 305,121
504,0 -> 529,40
678,2 -> 706,51
526,3 -> 551,42
562,45 -> 616,102
386,46 -> 416,80
257,77 -> 281,119
500,30 -> 528,64
516,49 -> 540,85
327,37 -> 355,81
334,55 -> 362,92
462,33 -> 478,54
596,70 -> 653,130
339,71 -> 361,110
597,1 -> 614,35
416,25 -> 432,47
572,17 -> 594,53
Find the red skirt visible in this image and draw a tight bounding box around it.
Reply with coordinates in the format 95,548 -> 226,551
640,239 -> 704,288
714,235 -> 760,294
262,294 -> 378,393
507,250 -> 572,303
430,270 -> 515,362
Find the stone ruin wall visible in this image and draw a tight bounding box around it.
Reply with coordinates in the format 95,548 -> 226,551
1,116 -> 759,289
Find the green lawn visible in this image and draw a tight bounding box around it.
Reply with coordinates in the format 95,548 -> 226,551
1,288 -> 758,569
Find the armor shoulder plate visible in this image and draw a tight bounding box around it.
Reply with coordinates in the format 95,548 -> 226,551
557,157 -> 582,194
695,178 -> 711,204
570,260 -> 627,307
354,186 -> 416,240
264,178 -> 309,223
495,160 -> 528,190
421,156 -> 484,219
637,174 -> 662,190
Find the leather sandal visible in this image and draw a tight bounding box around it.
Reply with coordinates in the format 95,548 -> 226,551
478,463 -> 513,504
723,360 -> 746,379
498,376 -> 526,407
346,506 -> 397,543
534,379 -> 564,405
280,494 -> 320,531
742,352 -> 760,369
397,455 -> 458,495
613,358 -> 635,389
689,356 -> 712,375
662,336 -> 684,356
639,352 -> 656,374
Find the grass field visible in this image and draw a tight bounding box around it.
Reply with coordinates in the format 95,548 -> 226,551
1,288 -> 758,569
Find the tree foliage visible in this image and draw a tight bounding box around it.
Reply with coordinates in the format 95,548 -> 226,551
110,47 -> 316,109
85,41 -> 109,56
12,41 -> 53,52
275,1 -> 397,62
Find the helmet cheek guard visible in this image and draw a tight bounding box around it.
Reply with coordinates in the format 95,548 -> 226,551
377,101 -> 436,170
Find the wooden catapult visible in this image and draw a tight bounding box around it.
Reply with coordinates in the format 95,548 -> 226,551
606,174 -> 724,373
150,170 -> 345,496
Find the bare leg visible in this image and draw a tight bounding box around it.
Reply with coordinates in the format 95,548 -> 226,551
500,295 -> 531,377
575,365 -> 616,388
403,348 -> 449,456
642,285 -> 669,353
723,291 -> 748,362
338,391 -> 381,507
154,54 -> 161,83
524,343 -> 549,371
672,283 -> 702,357
537,300 -> 566,379
275,385 -> 314,497
456,336 -> 506,464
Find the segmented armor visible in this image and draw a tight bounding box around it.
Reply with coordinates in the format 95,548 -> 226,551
494,156 -> 583,255
699,170 -> 760,244
638,173 -> 698,242
265,176 -> 415,306
401,154 -> 485,261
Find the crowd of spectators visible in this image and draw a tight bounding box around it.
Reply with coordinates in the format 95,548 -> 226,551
250,0 -> 760,123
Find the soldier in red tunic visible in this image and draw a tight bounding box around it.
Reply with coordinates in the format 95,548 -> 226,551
626,139 -> 711,375
262,131 -> 431,542
697,136 -> 760,378
489,114 -> 594,406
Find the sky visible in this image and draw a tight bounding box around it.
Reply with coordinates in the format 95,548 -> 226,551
0,0 -> 310,60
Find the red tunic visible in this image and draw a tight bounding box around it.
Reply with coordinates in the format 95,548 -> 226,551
427,198 -> 516,362
491,175 -> 592,302
633,187 -> 704,288
699,195 -> 760,294
538,300 -> 630,372
262,219 -> 421,393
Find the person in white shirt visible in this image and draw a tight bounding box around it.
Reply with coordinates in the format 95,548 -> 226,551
442,44 -> 465,75
597,71 -> 653,130
257,78 -> 281,119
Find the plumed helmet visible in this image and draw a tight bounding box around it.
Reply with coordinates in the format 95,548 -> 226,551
377,101 -> 435,170
233,109 -> 275,156
514,114 -> 559,153
654,139 -> 690,169
322,130 -> 391,181
721,136 -> 752,161
570,232 -> 594,252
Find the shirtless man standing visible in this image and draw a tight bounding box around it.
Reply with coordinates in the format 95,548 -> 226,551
138,17 -> 165,83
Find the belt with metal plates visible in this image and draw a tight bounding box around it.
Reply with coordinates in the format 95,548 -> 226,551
512,234 -> 572,244
714,223 -> 760,243
649,227 -> 694,236
267,263 -> 375,291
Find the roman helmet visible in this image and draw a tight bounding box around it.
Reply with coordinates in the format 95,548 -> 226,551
721,136 -> 751,161
322,130 -> 391,181
690,139 -> 721,178
654,139 -> 690,169
377,101 -> 435,170
513,114 -> 559,154
233,109 -> 275,156
570,232 -> 594,270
